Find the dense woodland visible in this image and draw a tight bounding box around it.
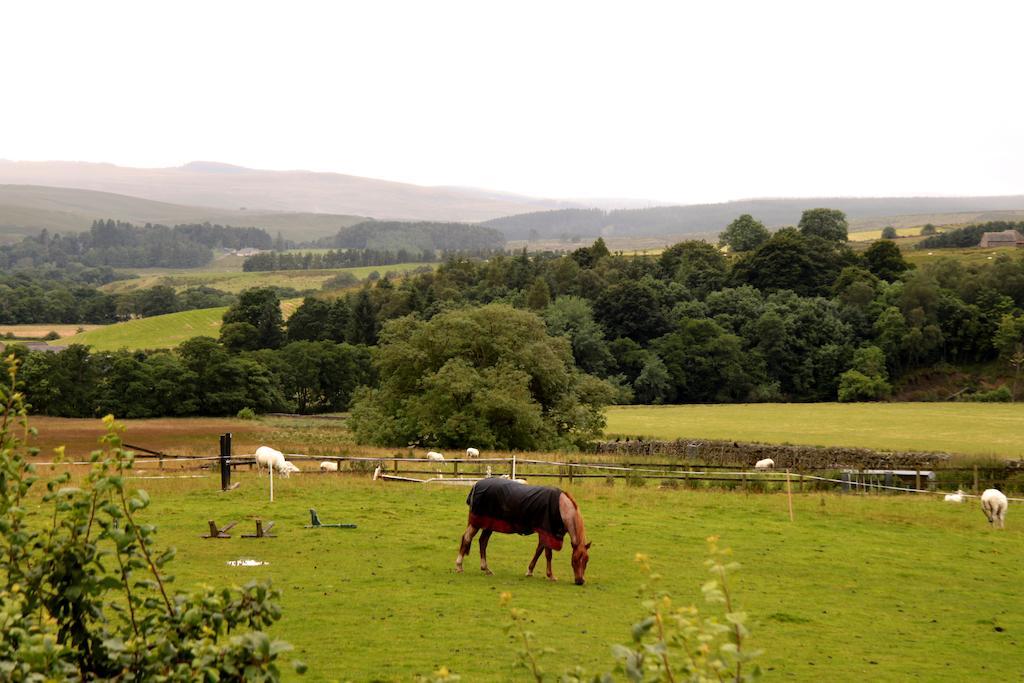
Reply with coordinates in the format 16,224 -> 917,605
0,219 -> 273,269
315,220 -> 506,253
9,210 -> 1024,448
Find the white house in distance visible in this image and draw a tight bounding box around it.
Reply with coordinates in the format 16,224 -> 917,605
979,229 -> 1024,248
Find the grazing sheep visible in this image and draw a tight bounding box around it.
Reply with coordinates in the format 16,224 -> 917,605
255,446 -> 286,474
754,458 -> 775,470
320,461 -> 339,472
426,451 -> 445,461
981,489 -> 1008,529
279,461 -> 300,477
943,489 -> 965,503
466,447 -> 480,458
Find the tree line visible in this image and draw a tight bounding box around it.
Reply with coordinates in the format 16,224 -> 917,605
0,273 -> 235,324
242,246 -> 508,272
0,219 -> 274,269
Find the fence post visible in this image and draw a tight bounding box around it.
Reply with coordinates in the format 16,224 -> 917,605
786,469 -> 794,522
915,469 -> 921,492
973,465 -> 979,494
219,433 -> 231,491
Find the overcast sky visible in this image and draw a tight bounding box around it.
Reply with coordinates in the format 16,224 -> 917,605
3,1 -> 1022,204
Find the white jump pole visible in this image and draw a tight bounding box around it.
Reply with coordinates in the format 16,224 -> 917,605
512,454 -> 517,481
269,464 -> 274,503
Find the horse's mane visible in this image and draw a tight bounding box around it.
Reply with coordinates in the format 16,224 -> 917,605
562,490 -> 587,546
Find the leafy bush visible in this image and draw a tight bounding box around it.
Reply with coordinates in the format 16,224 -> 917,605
0,355 -> 302,680
42,330 -> 61,341
237,406 -> 258,419
964,386 -> 1012,402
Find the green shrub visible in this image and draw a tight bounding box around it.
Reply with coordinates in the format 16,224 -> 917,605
0,355 -> 302,680
964,386 -> 1012,402
42,330 -> 61,341
237,406 -> 258,419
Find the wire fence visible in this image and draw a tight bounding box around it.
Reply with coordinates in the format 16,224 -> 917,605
34,444 -> 1024,500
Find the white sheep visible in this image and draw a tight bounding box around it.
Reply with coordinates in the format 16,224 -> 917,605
255,446 -> 286,474
754,458 -> 775,470
943,489 -> 965,503
981,489 -> 1008,529
279,461 -> 300,477
466,447 -> 480,458
426,451 -> 445,461
320,461 -> 339,472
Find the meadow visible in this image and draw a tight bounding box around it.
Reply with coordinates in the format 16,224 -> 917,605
20,412 -> 1024,681
101,262 -> 434,295
101,473 -> 1024,681
51,299 -> 304,351
0,323 -> 105,339
52,307 -> 230,351
605,403 -> 1024,459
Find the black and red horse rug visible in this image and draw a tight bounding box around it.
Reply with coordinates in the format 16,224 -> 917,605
466,478 -> 568,550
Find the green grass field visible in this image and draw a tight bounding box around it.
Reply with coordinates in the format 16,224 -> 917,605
605,403 -> 1024,459
902,246 -> 1023,268
53,307 -> 229,350
121,473 -> 1023,681
52,300 -> 308,351
102,263 -> 434,295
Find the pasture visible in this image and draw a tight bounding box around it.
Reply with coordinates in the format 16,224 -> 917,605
100,262 -> 435,295
52,307 -> 230,351
86,473 -> 1023,681
50,300 -> 303,351
605,403 -> 1024,459
901,246 -> 1024,268
20,414 -> 1024,680
0,323 -> 105,339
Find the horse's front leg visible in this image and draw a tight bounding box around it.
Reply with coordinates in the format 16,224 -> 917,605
455,524 -> 479,573
478,529 -> 494,575
526,540 -> 544,577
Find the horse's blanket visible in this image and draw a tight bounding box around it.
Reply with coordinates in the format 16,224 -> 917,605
467,478 -> 567,550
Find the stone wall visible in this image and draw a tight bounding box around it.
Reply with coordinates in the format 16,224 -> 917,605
592,438 -> 952,470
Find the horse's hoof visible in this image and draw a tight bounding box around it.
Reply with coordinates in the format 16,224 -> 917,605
547,576 -> 557,582
455,566 -> 464,574
482,568 -> 493,576
525,571 -> 533,577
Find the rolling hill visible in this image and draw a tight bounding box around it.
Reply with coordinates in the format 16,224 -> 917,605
0,185 -> 367,243
52,299 -> 301,351
0,160 -> 578,225
484,197 -> 1024,241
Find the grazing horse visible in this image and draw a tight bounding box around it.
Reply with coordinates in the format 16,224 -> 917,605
455,478 -> 591,585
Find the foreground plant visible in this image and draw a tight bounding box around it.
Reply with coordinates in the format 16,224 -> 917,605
0,354 -> 303,681
612,539 -> 762,682
497,537 -> 761,682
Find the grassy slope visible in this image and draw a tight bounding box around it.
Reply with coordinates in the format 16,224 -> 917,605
126,475 -> 1023,681
0,185 -> 366,242
101,262 -> 433,295
605,403 -> 1024,458
54,307 -> 229,351
52,299 -> 306,351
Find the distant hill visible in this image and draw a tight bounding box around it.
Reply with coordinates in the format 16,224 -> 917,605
0,185 -> 367,243
484,196 -> 1024,241
0,160 -> 579,224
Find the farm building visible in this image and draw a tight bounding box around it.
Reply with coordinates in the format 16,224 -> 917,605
979,229 -> 1024,248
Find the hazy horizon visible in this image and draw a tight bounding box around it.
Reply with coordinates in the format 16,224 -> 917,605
3,1 -> 1023,205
